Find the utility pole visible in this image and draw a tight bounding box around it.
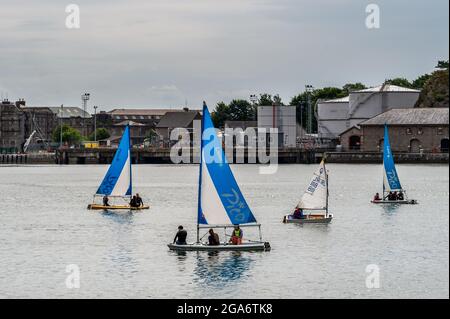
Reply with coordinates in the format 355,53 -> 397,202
59,104 -> 63,148
93,105 -> 98,141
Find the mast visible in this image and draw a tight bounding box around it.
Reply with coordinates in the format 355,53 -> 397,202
324,160 -> 329,217
196,102 -> 206,243
128,125 -> 133,199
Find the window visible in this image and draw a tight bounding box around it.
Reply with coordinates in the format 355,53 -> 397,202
406,128 -> 412,135
417,128 -> 423,135
437,127 -> 444,135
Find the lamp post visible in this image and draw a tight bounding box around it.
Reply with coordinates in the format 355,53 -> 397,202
81,93 -> 90,137
93,105 -> 98,141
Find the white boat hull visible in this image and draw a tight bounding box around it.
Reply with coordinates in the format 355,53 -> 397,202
283,214 -> 333,224
168,242 -> 271,252
371,200 -> 418,205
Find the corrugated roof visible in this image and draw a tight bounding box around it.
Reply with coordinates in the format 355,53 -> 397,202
109,108 -> 179,116
114,120 -> 146,126
48,106 -> 91,118
156,110 -> 201,128
360,108 -> 449,126
355,84 -> 420,93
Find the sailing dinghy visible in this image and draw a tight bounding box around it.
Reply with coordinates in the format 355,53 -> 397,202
371,124 -> 417,205
283,159 -> 333,224
87,125 -> 149,211
168,102 -> 270,252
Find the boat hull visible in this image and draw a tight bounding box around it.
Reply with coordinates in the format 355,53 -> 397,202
283,214 -> 333,224
168,242 -> 271,252
87,204 -> 150,210
371,200 -> 418,205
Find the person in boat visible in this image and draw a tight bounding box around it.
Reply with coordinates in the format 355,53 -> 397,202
292,207 -> 305,219
208,229 -> 220,246
129,195 -> 138,208
393,191 -> 399,201
103,195 -> 110,206
387,191 -> 395,201
373,193 -> 381,201
230,225 -> 243,245
397,191 -> 404,201
135,193 -> 144,207
173,225 -> 187,245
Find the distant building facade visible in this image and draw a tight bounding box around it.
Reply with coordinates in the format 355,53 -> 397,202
0,99 -> 26,151
155,110 -> 202,142
48,106 -> 92,137
318,84 -> 421,139
359,108 -> 449,153
257,105 -> 297,147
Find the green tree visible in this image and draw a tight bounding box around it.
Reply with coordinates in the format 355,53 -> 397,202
211,102 -> 230,128
342,82 -> 366,95
52,125 -> 83,145
257,93 -> 284,106
228,99 -> 256,121
385,78 -> 413,88
412,74 -> 431,89
88,128 -> 110,141
436,60 -> 449,69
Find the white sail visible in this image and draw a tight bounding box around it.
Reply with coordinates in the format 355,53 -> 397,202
297,160 -> 328,211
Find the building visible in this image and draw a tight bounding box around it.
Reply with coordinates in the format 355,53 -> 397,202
359,108 -> 449,153
109,120 -> 148,145
155,110 -> 202,142
257,105 -> 297,147
22,106 -> 56,149
48,106 -> 92,137
338,126 -> 362,151
107,108 -> 176,126
0,99 -> 25,152
318,84 -> 421,139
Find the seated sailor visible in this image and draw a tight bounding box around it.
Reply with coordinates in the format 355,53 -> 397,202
373,193 -> 381,201
292,207 -> 305,219
135,193 -> 144,207
173,225 -> 187,245
230,225 -> 243,245
103,195 -> 110,206
208,229 -> 220,246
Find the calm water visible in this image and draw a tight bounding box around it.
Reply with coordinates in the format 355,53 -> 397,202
0,164 -> 448,299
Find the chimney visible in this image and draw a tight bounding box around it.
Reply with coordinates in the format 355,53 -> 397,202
15,98 -> 26,108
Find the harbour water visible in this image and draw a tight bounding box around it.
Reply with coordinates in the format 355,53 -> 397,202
0,164 -> 448,298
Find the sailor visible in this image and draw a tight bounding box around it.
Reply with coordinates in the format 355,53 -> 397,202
135,193 -> 144,207
130,195 -> 138,208
387,191 -> 394,201
208,229 -> 220,246
293,207 -> 305,219
373,193 -> 381,201
397,191 -> 404,201
173,225 -> 187,245
103,195 -> 110,206
230,225 -> 243,245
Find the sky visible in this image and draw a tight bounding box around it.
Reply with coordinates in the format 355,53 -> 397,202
0,0 -> 448,112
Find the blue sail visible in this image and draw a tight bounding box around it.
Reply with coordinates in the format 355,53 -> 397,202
198,103 -> 257,225
383,124 -> 402,192
96,126 -> 132,196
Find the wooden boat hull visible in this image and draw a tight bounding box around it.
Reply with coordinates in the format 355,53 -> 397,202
283,214 -> 333,224
87,204 -> 150,211
168,242 -> 271,252
371,200 -> 418,205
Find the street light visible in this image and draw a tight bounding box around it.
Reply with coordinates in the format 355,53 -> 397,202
93,105 -> 98,142
305,85 -> 314,134
59,104 -> 64,148
81,93 -> 90,137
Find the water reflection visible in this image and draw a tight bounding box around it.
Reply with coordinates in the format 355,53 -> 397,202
101,210 -> 134,224
380,204 -> 401,216
193,252 -> 253,288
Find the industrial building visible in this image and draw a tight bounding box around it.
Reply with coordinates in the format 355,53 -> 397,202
318,84 -> 421,140
257,105 -> 297,147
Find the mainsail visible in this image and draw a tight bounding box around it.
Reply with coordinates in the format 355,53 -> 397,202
198,103 -> 257,226
383,124 -> 402,192
96,125 -> 132,197
297,160 -> 328,212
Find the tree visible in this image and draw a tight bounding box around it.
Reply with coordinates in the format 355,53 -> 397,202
384,78 -> 413,88
210,100 -> 256,128
88,128 -> 110,141
52,125 -> 83,145
257,93 -> 284,106
211,102 -> 230,128
436,60 -> 449,69
342,83 -> 366,95
412,74 -> 431,89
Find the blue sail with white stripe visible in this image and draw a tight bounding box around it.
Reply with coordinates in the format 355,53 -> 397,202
198,102 -> 257,225
96,126 -> 132,197
383,124 -> 402,192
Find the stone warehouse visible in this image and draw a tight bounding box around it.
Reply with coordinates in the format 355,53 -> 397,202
359,108 -> 449,153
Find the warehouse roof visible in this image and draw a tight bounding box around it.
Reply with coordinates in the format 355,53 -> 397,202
321,96 -> 350,103
360,108 -> 449,126
156,110 -> 202,128
354,84 -> 420,93
48,106 -> 91,118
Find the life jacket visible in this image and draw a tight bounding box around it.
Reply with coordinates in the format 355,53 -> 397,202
233,229 -> 241,237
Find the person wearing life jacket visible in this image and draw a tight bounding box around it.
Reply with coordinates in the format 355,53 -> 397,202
230,225 -> 243,245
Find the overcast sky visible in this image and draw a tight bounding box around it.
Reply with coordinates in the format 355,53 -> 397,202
0,0 -> 448,112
